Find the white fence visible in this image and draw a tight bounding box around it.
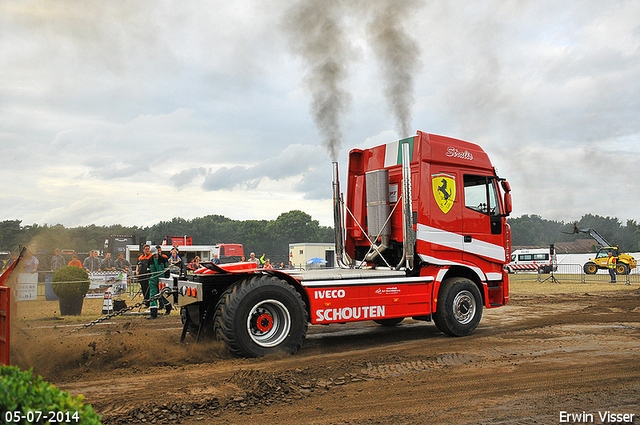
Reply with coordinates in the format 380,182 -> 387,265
509,252 -> 640,284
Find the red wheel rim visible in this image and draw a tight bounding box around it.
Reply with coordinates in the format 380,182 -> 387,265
256,313 -> 273,332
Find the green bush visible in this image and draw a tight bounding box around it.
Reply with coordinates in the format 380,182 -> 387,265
0,365 -> 102,424
52,266 -> 90,298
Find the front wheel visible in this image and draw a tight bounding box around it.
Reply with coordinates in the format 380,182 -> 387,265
214,275 -> 308,357
584,262 -> 598,275
433,277 -> 483,337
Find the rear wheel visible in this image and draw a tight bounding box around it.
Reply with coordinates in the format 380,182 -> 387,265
214,275 -> 308,357
374,317 -> 404,327
433,277 -> 483,337
584,262 -> 598,275
616,263 -> 629,275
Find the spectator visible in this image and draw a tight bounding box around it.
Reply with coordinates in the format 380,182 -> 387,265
147,246 -> 164,319
136,244 -> 152,304
249,252 -> 260,267
189,256 -> 201,270
156,245 -> 170,278
168,248 -> 181,268
100,252 -> 115,271
51,248 -> 66,271
148,245 -> 171,316
212,253 -> 220,264
240,256 -> 246,262
68,255 -> 83,268
264,259 -> 273,269
83,250 -> 101,273
114,252 -> 131,272
153,245 -> 170,310
156,245 -> 168,260
23,251 -> 39,273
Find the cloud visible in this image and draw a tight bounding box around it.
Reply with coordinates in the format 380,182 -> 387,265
2,0 -> 640,230
198,144 -> 329,193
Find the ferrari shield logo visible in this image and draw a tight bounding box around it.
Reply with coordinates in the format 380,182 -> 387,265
432,173 -> 456,214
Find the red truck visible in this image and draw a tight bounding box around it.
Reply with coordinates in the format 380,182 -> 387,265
162,131 -> 512,357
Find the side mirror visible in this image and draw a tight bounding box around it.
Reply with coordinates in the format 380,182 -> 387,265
504,193 -> 513,215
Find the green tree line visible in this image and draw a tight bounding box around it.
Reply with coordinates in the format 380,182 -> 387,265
507,214 -> 640,252
0,210 -> 334,263
3,212 -> 640,264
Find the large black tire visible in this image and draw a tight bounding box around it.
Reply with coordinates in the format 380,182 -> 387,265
584,262 -> 598,275
433,277 -> 483,337
214,275 -> 308,357
374,317 -> 404,327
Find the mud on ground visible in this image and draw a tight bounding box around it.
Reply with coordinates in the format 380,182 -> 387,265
10,286 -> 640,425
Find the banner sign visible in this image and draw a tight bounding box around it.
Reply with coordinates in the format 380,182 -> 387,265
16,273 -> 38,301
86,271 -> 128,299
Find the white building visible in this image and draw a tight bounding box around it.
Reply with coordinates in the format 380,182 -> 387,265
289,243 -> 335,269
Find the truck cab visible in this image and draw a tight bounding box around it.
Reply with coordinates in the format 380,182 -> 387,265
344,131 -> 512,307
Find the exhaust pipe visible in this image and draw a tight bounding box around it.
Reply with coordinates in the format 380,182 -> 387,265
332,162 -> 349,268
400,142 -> 415,270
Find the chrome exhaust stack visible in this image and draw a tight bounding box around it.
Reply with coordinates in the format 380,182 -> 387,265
400,142 -> 415,270
332,162 -> 349,268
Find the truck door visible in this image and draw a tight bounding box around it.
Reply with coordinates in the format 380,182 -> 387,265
461,174 -> 506,266
425,168 -> 463,263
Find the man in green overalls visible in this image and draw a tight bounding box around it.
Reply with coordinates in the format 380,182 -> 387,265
147,246 -> 168,320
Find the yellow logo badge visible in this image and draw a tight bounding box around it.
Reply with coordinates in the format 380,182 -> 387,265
432,173 -> 456,214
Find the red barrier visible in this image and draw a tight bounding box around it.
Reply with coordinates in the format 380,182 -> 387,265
0,286 -> 9,365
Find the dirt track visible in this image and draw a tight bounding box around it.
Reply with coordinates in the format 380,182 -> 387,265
12,288 -> 640,424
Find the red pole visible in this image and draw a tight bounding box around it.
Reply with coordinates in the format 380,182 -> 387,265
0,286 -> 9,365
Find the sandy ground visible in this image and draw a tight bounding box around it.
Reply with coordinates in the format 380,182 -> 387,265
10,282 -> 640,425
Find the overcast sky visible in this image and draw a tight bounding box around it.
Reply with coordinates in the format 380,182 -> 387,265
2,0 -> 640,229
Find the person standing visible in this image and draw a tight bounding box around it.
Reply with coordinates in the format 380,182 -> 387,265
249,252 -> 260,267
114,252 -> 131,272
83,250 -> 101,273
100,252 -> 115,271
68,255 -> 83,268
607,251 -> 617,283
51,248 -> 66,271
23,251 -> 39,273
136,244 -> 152,304
154,245 -> 171,314
146,246 -> 162,319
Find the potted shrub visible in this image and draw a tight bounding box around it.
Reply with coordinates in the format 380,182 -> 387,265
51,265 -> 90,316
0,365 -> 102,424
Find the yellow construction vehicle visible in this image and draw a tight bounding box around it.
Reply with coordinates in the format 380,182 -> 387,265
565,224 -> 637,275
